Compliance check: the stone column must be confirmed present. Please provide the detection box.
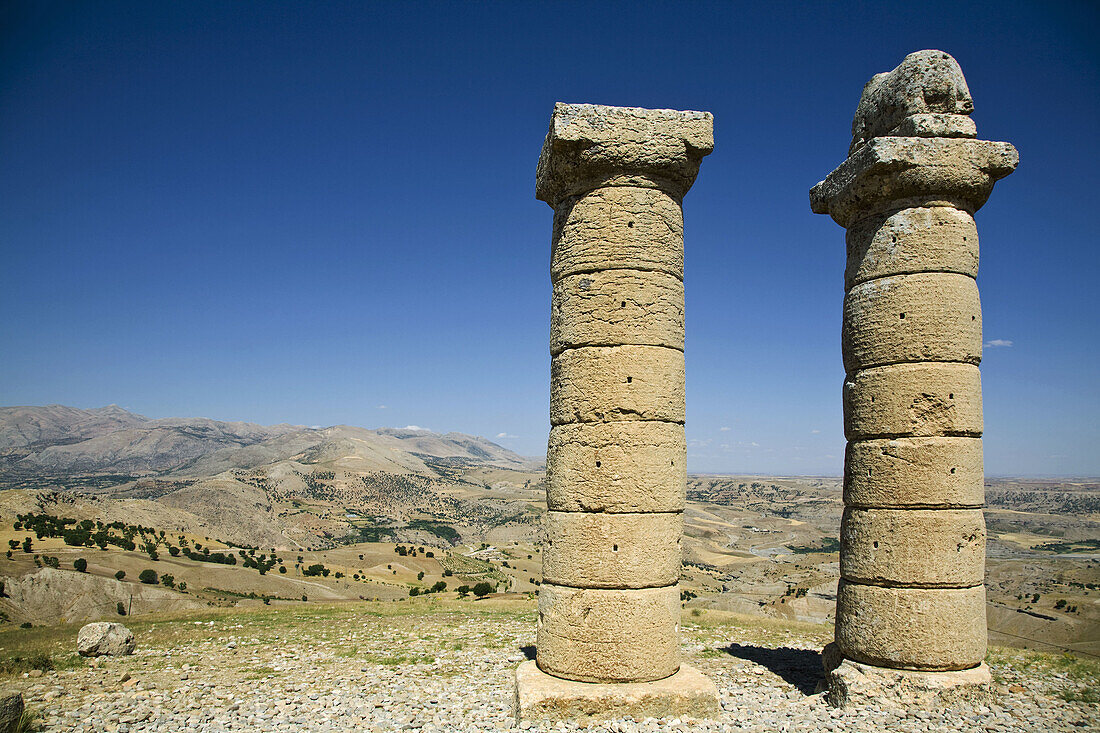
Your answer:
[515,103,719,722]
[810,51,1018,707]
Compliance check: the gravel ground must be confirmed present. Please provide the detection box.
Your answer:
[11,602,1099,732]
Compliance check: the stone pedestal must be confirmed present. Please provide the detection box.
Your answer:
[516,102,716,722]
[822,644,993,708]
[810,50,1017,706]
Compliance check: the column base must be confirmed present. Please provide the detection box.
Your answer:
[822,645,993,709]
[514,660,720,723]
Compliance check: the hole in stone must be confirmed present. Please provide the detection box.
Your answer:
[870,396,875,403]
[963,236,967,241]
[972,315,976,321]
[595,461,601,468]
[621,301,627,308]
[627,221,634,228]
[626,376,632,383]
[612,544,619,552]
[670,460,674,466]
[949,393,954,399]
[868,469,872,476]
[891,235,897,243]
[899,312,906,319]
[951,467,957,474]
[873,541,879,549]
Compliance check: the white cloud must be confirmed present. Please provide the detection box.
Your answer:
[810,429,821,434]
[376,404,388,409]
[984,339,1014,348]
[719,426,731,432]
[496,432,518,439]
[404,425,429,431]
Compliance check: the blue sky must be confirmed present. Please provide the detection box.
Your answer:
[1,1,1097,476]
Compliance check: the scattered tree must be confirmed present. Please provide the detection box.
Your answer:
[472,582,493,598]
[115,570,126,581]
[139,569,158,585]
[73,558,87,573]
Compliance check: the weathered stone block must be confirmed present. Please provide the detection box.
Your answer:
[840,508,985,587]
[547,421,685,512]
[842,272,981,372]
[550,346,684,426]
[810,136,1018,228]
[845,206,978,289]
[849,50,974,155]
[844,362,982,439]
[514,661,719,723]
[551,270,684,355]
[823,650,993,709]
[537,584,680,683]
[536,103,713,205]
[835,580,986,670]
[844,437,984,508]
[542,511,682,589]
[551,186,684,280]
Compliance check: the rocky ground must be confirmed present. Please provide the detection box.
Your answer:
[5,600,1098,733]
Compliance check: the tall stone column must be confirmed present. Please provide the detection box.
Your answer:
[810,51,1018,707]
[515,103,719,722]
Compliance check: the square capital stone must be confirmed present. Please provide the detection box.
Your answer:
[810,136,1018,228]
[536,103,713,206]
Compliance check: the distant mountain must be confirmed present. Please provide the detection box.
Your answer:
[0,404,539,479]
[0,404,148,459]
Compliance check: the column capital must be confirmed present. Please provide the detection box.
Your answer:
[536,103,713,206]
[810,136,1018,228]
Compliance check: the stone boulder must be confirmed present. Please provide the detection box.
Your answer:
[77,622,135,657]
[0,691,23,733]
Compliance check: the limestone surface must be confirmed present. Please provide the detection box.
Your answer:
[546,421,685,513]
[835,581,987,670]
[844,437,984,507]
[536,103,713,205]
[845,206,979,289]
[842,272,982,372]
[824,652,994,709]
[77,622,135,657]
[810,136,1018,227]
[843,362,983,439]
[551,269,684,354]
[514,661,719,723]
[551,185,685,280]
[536,584,681,683]
[840,508,985,587]
[541,511,682,589]
[849,50,974,155]
[550,346,684,426]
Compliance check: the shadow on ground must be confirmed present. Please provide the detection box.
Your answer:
[520,645,536,660]
[721,643,823,695]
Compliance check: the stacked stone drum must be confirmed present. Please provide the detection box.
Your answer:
[810,50,1018,697]
[534,103,713,683]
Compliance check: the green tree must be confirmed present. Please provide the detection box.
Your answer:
[139,569,158,584]
[472,582,493,598]
[456,585,470,598]
[116,601,126,616]
[114,570,125,581]
[73,558,87,573]
[417,571,425,581]
[409,587,420,597]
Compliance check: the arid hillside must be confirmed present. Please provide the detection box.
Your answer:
[0,405,1096,659]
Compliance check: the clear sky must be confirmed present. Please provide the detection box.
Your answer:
[1,1,1097,476]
